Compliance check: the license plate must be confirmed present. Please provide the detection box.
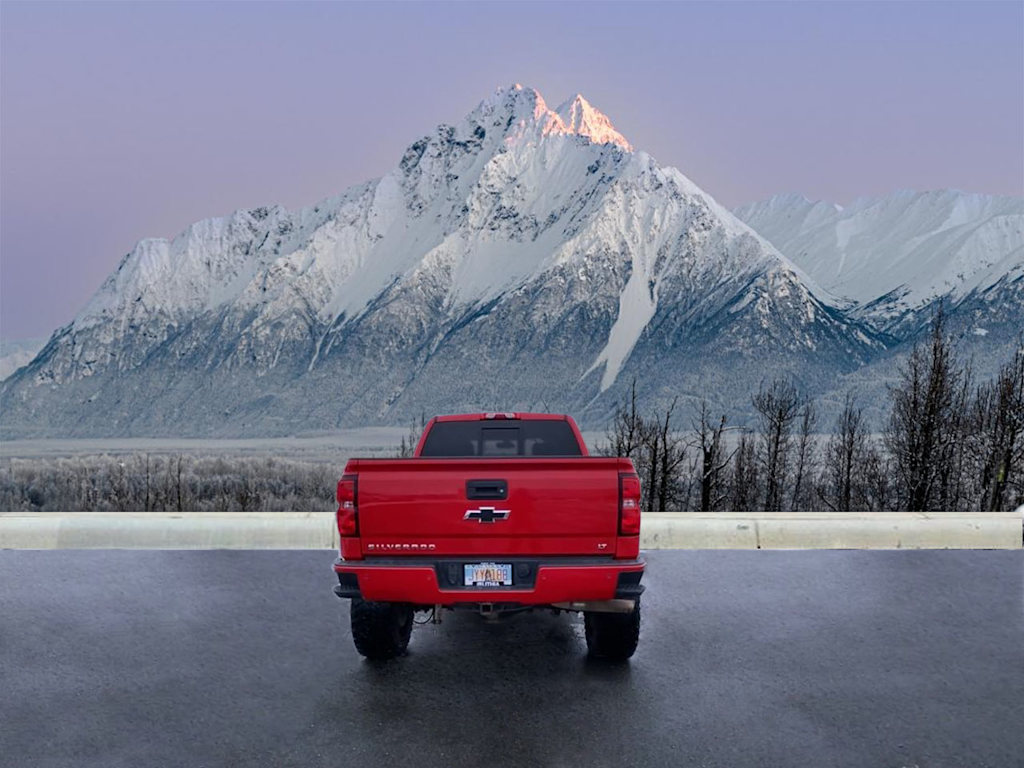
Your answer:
[464,562,513,587]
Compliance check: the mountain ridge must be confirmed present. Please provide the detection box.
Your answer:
[734,189,1024,335]
[0,86,913,437]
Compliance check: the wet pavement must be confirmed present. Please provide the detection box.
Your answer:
[1,549,1021,767]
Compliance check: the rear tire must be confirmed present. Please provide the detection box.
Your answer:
[584,600,640,661]
[350,598,414,660]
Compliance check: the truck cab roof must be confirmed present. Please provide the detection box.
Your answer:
[416,413,588,458]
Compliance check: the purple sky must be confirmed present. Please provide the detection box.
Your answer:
[1,0,1021,340]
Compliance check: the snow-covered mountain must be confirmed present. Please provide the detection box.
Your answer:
[734,190,1024,337]
[734,190,1024,422]
[2,85,884,437]
[0,339,46,382]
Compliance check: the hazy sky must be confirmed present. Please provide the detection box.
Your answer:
[2,0,1022,340]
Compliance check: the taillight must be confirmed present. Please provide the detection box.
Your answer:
[619,472,641,536]
[337,474,358,537]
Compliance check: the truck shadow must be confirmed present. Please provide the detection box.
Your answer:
[405,609,630,672]
[315,610,647,765]
[340,608,637,693]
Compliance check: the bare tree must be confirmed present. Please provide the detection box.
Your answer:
[730,431,760,511]
[604,378,644,460]
[753,378,801,511]
[641,398,688,511]
[858,443,892,512]
[677,452,701,512]
[110,460,131,512]
[692,400,733,512]
[397,418,420,458]
[818,393,869,511]
[174,455,187,512]
[942,367,973,511]
[600,379,650,504]
[971,339,1024,511]
[884,308,967,511]
[600,382,688,510]
[142,454,153,512]
[790,400,817,511]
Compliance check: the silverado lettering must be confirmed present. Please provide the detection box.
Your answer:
[331,412,645,661]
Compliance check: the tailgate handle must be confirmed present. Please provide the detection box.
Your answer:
[466,480,508,500]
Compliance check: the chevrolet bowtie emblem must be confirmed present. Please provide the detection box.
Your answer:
[464,507,510,523]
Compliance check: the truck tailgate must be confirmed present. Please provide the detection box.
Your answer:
[349,458,628,557]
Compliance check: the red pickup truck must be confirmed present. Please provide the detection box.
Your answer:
[332,412,644,661]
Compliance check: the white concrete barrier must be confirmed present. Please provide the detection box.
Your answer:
[0,512,336,550]
[0,511,1020,550]
[640,512,1023,550]
[732,513,1019,550]
[640,514,759,549]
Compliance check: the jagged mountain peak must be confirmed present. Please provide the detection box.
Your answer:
[555,93,633,152]
[473,84,632,152]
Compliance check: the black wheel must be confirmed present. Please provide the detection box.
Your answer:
[349,598,414,660]
[584,600,640,661]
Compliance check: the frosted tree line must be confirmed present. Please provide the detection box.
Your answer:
[601,313,1024,512]
[0,455,337,512]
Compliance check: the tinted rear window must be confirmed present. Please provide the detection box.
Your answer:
[420,421,583,457]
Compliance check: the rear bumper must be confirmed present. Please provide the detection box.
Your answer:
[333,556,644,606]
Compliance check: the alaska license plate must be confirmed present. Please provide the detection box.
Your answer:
[464,562,513,587]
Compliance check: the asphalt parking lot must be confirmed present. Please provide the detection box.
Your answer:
[1,550,1021,768]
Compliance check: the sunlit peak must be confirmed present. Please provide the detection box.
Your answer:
[554,93,633,152]
[483,85,633,152]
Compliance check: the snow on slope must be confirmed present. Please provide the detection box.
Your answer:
[2,85,880,436]
[735,190,1024,328]
[44,84,824,385]
[72,87,632,339]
